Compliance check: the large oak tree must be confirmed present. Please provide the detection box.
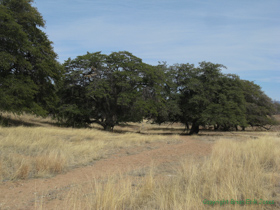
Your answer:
[57,51,166,130]
[157,62,247,134]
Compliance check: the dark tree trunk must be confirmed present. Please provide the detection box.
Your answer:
[189,121,199,135]
[103,124,114,131]
[185,123,189,132]
[214,124,220,130]
[102,115,117,131]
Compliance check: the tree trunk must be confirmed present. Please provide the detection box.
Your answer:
[185,123,189,132]
[103,115,117,131]
[214,124,220,130]
[103,124,113,131]
[189,121,199,135]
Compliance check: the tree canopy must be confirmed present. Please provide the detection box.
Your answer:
[57,51,166,130]
[162,62,247,134]
[150,62,278,134]
[240,80,278,129]
[56,54,277,132]
[0,0,63,116]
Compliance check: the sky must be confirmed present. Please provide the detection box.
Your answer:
[34,0,280,101]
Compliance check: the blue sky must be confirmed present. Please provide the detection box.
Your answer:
[34,0,279,101]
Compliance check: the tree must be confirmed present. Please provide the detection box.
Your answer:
[149,62,182,125]
[0,0,63,116]
[57,51,166,130]
[165,62,247,134]
[202,74,247,131]
[175,62,222,134]
[240,80,277,130]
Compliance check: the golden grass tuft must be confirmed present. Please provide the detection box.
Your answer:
[13,159,31,180]
[35,153,66,175]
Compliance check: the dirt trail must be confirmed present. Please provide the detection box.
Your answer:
[0,136,213,210]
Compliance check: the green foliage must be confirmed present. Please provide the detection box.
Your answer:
[159,62,276,134]
[162,62,248,134]
[203,74,247,131]
[273,101,280,115]
[240,80,277,128]
[146,62,181,124]
[57,51,166,130]
[0,0,63,116]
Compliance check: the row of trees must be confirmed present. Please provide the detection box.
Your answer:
[1,0,279,134]
[156,62,278,134]
[56,52,278,133]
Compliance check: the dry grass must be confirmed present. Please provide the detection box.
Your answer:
[0,126,173,181]
[0,112,182,181]
[1,112,280,209]
[0,112,57,127]
[61,135,280,210]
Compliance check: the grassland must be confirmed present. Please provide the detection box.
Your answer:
[60,134,279,210]
[0,112,280,209]
[0,125,176,181]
